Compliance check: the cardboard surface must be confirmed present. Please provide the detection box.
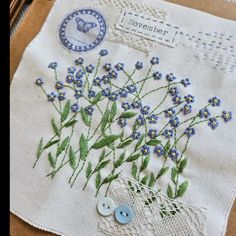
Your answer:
[10,0,236,235]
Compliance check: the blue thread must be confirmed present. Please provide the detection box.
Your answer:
[59,9,107,52]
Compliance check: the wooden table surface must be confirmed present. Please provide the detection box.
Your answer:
[10,0,236,235]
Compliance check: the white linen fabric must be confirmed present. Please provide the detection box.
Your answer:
[10,0,236,235]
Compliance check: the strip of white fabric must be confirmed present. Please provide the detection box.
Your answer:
[116,10,180,48]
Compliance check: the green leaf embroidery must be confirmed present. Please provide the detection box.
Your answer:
[167,184,174,199]
[92,135,120,149]
[131,162,138,180]
[120,129,124,140]
[148,172,155,187]
[120,111,137,119]
[177,181,188,197]
[117,139,133,148]
[171,167,178,184]
[99,149,106,162]
[179,158,188,173]
[141,175,148,185]
[86,162,92,178]
[109,102,117,122]
[48,152,55,168]
[146,139,161,146]
[64,120,77,128]
[56,136,69,157]
[102,173,119,184]
[69,146,77,170]
[92,92,102,104]
[51,118,59,136]
[164,140,171,153]
[140,154,150,172]
[94,160,110,172]
[135,134,144,151]
[157,166,169,178]
[101,109,110,133]
[95,171,101,189]
[36,138,43,159]
[132,120,138,132]
[44,139,59,149]
[79,134,89,161]
[81,107,91,127]
[61,100,70,122]
[114,151,126,168]
[126,153,141,162]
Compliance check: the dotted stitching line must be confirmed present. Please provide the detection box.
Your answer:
[118,11,179,45]
[123,11,179,29]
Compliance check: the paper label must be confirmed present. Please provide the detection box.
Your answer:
[116,10,180,47]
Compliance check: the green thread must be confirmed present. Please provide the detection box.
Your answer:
[34,54,232,200]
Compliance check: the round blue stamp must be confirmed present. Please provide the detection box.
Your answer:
[59,9,106,52]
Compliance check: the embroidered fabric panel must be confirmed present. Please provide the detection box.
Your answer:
[10,0,236,235]
[98,175,207,236]
[91,0,236,74]
[33,50,232,201]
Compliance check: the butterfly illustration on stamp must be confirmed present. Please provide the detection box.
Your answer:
[59,9,107,52]
[75,17,97,33]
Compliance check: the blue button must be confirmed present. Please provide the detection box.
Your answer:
[97,197,116,216]
[114,205,134,224]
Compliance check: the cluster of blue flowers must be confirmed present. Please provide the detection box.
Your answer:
[35,49,233,166]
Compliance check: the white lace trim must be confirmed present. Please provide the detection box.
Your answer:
[92,0,167,54]
[92,0,236,74]
[98,175,207,236]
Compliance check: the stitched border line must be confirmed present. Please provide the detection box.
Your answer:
[116,10,180,47]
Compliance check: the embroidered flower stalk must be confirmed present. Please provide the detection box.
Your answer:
[33,50,233,200]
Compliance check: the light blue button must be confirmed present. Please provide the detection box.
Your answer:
[97,197,116,216]
[115,205,134,224]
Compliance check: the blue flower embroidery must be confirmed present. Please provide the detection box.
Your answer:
[135,61,143,70]
[154,146,165,157]
[208,96,221,107]
[71,103,80,113]
[34,50,233,200]
[153,71,162,80]
[35,78,44,86]
[141,145,150,155]
[222,111,232,122]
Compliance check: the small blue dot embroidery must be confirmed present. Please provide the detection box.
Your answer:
[59,9,107,52]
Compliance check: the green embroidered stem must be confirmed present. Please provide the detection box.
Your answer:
[104,169,115,197]
[51,115,63,178]
[57,114,78,172]
[45,160,69,177]
[80,65,91,91]
[155,157,168,182]
[141,82,180,99]
[34,111,79,169]
[138,65,153,95]
[104,136,116,196]
[157,102,185,117]
[54,69,62,112]
[149,83,170,116]
[83,96,104,116]
[89,56,101,91]
[172,116,197,198]
[191,115,221,126]
[122,69,135,88]
[40,86,60,114]
[156,110,182,140]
